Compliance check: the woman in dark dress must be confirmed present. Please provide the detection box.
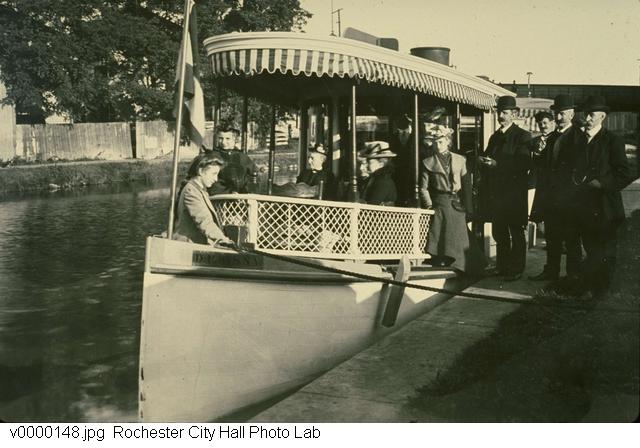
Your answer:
[419,126,485,274]
[361,141,397,206]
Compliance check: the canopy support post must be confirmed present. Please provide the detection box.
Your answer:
[298,102,308,176]
[349,84,358,202]
[214,83,221,131]
[241,94,249,153]
[454,103,461,151]
[267,104,277,195]
[413,93,420,207]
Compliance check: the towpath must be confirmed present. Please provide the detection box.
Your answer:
[251,181,640,422]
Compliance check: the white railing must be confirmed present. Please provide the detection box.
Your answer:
[211,194,434,261]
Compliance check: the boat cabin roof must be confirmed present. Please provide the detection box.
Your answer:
[204,32,513,109]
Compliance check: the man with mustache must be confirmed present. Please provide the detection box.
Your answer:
[479,96,532,281]
[529,95,583,285]
[561,96,634,296]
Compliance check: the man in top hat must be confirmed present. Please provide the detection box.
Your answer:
[562,95,634,295]
[530,94,583,283]
[361,141,398,205]
[478,95,532,281]
[209,125,257,194]
[390,114,415,206]
[297,143,336,200]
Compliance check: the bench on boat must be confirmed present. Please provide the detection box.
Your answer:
[211,194,434,261]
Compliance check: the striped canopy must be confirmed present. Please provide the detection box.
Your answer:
[205,33,513,111]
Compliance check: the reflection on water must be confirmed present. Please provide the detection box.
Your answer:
[0,183,171,422]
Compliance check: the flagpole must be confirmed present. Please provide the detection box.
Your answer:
[167,0,193,240]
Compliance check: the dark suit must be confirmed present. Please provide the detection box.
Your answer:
[209,148,257,194]
[530,127,582,277]
[480,124,532,275]
[562,126,634,292]
[363,164,397,205]
[390,133,415,206]
[297,168,336,200]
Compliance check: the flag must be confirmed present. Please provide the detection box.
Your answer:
[174,0,205,148]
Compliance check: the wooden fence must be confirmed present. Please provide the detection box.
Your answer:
[15,122,132,161]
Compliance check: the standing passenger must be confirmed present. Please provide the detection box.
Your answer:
[479,96,532,281]
[390,114,415,206]
[563,96,634,296]
[210,126,257,194]
[420,126,484,274]
[530,95,582,284]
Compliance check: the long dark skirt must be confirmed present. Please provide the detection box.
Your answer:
[426,194,486,274]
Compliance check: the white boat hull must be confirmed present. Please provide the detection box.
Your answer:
[139,237,459,422]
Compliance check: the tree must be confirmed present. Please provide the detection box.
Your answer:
[0,0,311,123]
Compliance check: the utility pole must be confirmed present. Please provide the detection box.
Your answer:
[526,71,533,97]
[331,1,343,37]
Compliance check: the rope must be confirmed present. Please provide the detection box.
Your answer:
[233,244,639,315]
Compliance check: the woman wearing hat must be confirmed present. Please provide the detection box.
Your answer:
[419,126,485,274]
[297,143,336,199]
[174,153,234,246]
[361,141,397,205]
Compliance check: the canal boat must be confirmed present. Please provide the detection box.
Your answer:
[139,30,513,422]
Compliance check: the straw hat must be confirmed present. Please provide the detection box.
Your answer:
[363,141,396,159]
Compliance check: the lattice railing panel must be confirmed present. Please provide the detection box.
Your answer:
[211,194,433,260]
[358,209,415,255]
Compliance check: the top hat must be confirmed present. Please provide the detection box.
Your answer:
[363,141,396,159]
[580,95,610,113]
[308,143,327,156]
[424,124,454,141]
[534,111,554,122]
[550,94,576,112]
[395,114,413,130]
[496,95,519,111]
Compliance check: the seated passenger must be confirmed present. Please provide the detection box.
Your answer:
[174,153,233,247]
[209,125,257,194]
[296,143,336,199]
[361,141,397,206]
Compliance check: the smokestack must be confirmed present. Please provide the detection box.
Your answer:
[410,47,451,66]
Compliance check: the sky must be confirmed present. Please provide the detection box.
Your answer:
[299,0,640,86]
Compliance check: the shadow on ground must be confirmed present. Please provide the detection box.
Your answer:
[407,211,640,422]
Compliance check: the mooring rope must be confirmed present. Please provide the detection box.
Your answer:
[233,244,639,315]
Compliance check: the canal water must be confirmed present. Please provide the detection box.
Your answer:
[0,183,171,422]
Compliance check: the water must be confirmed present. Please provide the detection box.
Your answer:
[0,183,171,422]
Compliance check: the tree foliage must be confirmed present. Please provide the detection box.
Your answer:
[0,0,311,123]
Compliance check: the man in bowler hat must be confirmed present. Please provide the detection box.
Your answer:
[562,95,634,295]
[479,96,532,281]
[529,94,583,283]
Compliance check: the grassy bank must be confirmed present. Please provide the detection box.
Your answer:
[0,150,300,196]
[0,159,191,195]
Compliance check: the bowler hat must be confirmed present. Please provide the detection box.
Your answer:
[495,95,519,111]
[580,95,610,113]
[363,141,396,159]
[534,111,553,122]
[550,94,576,111]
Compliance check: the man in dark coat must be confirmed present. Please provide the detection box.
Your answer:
[479,96,532,280]
[208,126,257,194]
[389,114,415,206]
[561,96,634,295]
[529,95,583,282]
[296,143,336,200]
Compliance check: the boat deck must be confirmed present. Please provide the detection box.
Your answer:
[250,242,640,422]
